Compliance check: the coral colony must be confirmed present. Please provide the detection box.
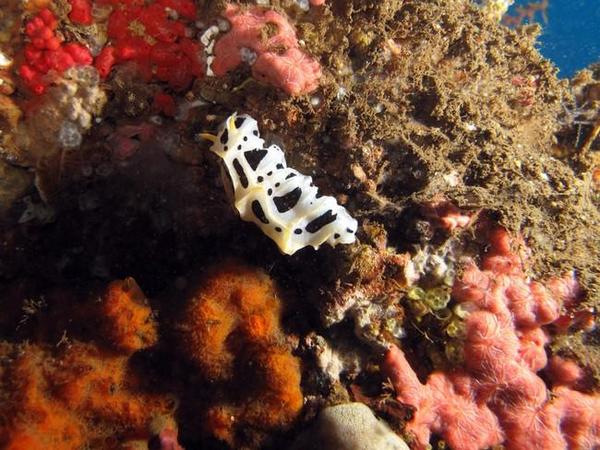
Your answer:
[201,113,358,255]
[383,226,600,450]
[1,1,600,450]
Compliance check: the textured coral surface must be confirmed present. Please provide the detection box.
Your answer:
[181,261,303,446]
[383,226,599,450]
[0,0,598,449]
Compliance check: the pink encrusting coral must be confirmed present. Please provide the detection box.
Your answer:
[420,198,473,231]
[383,226,600,450]
[212,4,322,95]
[156,428,185,450]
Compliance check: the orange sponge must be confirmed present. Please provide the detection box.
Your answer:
[100,277,158,353]
[180,261,303,446]
[181,261,282,380]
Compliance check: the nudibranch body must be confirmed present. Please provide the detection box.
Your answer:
[202,113,358,255]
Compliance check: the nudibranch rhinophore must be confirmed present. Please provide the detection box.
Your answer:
[200,113,358,255]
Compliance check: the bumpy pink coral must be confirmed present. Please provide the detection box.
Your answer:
[383,226,599,450]
[213,4,322,95]
[384,345,504,450]
[421,198,472,231]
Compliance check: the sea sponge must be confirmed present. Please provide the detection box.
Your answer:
[180,261,303,446]
[100,277,158,353]
[0,342,174,449]
[0,277,174,450]
[181,260,282,379]
[0,344,85,450]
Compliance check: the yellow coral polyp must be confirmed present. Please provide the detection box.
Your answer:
[424,287,451,311]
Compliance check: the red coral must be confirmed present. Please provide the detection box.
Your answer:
[95,0,202,89]
[153,92,177,116]
[212,4,322,95]
[19,9,92,94]
[68,0,93,25]
[383,226,599,450]
[93,45,116,78]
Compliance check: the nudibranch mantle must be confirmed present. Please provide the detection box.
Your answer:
[202,113,358,255]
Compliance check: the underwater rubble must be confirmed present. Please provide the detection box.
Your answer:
[0,0,599,449]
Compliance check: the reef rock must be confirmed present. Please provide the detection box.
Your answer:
[292,402,409,450]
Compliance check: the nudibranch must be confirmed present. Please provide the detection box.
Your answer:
[200,113,358,255]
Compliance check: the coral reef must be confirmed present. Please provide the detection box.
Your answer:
[9,65,106,199]
[0,0,598,449]
[180,261,303,446]
[382,226,599,450]
[212,4,321,95]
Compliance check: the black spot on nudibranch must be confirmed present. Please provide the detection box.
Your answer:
[220,128,229,144]
[243,136,248,141]
[334,233,340,239]
[237,145,242,150]
[273,187,302,213]
[306,210,337,233]
[253,130,258,136]
[267,171,273,176]
[251,200,269,224]
[285,173,297,180]
[275,227,282,232]
[346,228,355,233]
[276,164,284,169]
[267,188,273,195]
[257,176,264,183]
[244,149,268,171]
[234,116,246,128]
[232,158,249,188]
[294,228,302,235]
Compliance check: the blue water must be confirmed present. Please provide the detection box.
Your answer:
[507,0,600,78]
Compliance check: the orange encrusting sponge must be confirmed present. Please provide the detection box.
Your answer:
[180,261,303,446]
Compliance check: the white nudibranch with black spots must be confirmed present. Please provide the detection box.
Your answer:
[201,113,358,255]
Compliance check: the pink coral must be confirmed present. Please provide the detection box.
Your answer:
[384,346,504,450]
[156,428,184,450]
[421,198,473,231]
[383,226,600,450]
[212,4,322,95]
